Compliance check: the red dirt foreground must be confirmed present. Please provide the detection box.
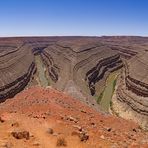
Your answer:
[0,86,148,148]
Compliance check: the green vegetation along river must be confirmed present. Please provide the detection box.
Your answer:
[35,55,49,87]
[97,72,119,112]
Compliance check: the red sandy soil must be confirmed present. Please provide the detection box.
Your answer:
[0,86,148,148]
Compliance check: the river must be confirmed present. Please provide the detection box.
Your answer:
[98,72,119,112]
[35,55,49,87]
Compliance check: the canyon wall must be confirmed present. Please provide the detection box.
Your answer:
[0,41,35,101]
[112,52,148,129]
[0,37,148,127]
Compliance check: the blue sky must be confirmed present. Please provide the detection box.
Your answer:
[0,0,148,36]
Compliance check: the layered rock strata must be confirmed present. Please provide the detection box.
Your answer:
[0,37,148,127]
[112,52,148,129]
[0,43,36,101]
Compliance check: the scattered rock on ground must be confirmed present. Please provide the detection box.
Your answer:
[79,132,89,142]
[11,131,30,140]
[67,116,78,123]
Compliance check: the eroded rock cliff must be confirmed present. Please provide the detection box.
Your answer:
[112,52,148,129]
[0,37,148,128]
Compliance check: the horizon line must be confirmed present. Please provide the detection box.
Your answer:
[0,35,148,38]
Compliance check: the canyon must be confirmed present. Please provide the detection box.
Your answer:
[0,36,148,147]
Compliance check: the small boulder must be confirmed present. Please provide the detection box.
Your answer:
[47,128,54,134]
[107,127,112,132]
[100,135,105,139]
[132,128,137,132]
[11,122,19,127]
[81,110,87,114]
[0,117,5,123]
[68,116,78,123]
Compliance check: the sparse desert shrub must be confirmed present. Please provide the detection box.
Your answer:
[79,132,89,142]
[11,131,30,140]
[56,137,67,147]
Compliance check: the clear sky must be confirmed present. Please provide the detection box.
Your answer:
[0,0,148,37]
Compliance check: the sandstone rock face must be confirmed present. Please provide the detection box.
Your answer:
[0,36,148,127]
[0,40,36,101]
[112,52,148,129]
